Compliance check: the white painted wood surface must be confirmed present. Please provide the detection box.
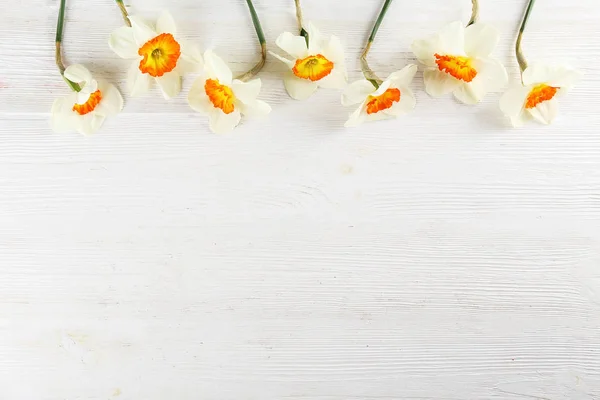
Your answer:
[1,0,600,398]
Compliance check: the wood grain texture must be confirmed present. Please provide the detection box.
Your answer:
[1,0,600,399]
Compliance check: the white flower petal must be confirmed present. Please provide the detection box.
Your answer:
[156,11,177,35]
[95,81,124,116]
[522,64,546,86]
[63,64,92,85]
[317,65,347,89]
[85,79,98,93]
[341,79,375,106]
[275,32,308,59]
[108,26,139,59]
[127,61,152,97]
[499,84,531,119]
[423,68,460,97]
[384,86,416,116]
[344,103,367,127]
[231,78,261,104]
[464,23,499,58]
[76,80,98,103]
[307,22,325,54]
[57,93,78,112]
[438,21,465,55]
[76,88,93,105]
[387,64,418,88]
[549,69,582,89]
[528,97,559,125]
[156,71,181,99]
[523,64,582,88]
[238,100,271,118]
[283,72,318,100]
[78,114,105,135]
[411,37,440,67]
[324,35,345,64]
[510,110,532,127]
[452,83,479,105]
[371,79,392,97]
[209,109,241,134]
[50,95,79,133]
[453,58,507,104]
[268,51,295,68]
[188,76,213,115]
[203,50,233,85]
[176,41,204,74]
[129,15,156,46]
[476,58,508,92]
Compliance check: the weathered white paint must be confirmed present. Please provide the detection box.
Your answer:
[1,0,600,399]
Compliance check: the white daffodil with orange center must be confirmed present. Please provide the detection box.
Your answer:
[51,65,123,135]
[499,64,581,126]
[109,11,202,99]
[270,22,347,100]
[342,65,417,127]
[343,0,416,127]
[187,50,271,134]
[499,0,581,126]
[411,21,507,104]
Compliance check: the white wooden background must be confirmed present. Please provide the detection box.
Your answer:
[1,0,600,398]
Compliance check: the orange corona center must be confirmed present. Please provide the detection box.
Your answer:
[525,84,558,109]
[292,54,334,81]
[72,90,102,115]
[138,33,181,77]
[205,79,236,114]
[366,88,401,115]
[435,53,477,82]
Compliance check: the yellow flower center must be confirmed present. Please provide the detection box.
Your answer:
[366,88,401,115]
[72,90,102,115]
[525,84,558,109]
[292,54,334,81]
[435,53,477,82]
[138,33,181,77]
[204,79,236,114]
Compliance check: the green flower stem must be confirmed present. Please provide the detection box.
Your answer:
[295,0,309,45]
[236,0,268,81]
[467,0,479,27]
[115,0,132,27]
[55,0,81,92]
[361,0,393,89]
[516,0,536,77]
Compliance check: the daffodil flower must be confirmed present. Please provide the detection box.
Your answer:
[188,50,271,134]
[342,0,416,127]
[108,10,202,99]
[270,2,347,100]
[187,0,270,134]
[500,64,581,126]
[50,0,122,135]
[51,65,123,135]
[342,65,417,127]
[411,21,507,104]
[499,0,581,126]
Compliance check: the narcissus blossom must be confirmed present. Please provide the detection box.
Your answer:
[51,65,123,135]
[411,21,507,104]
[270,22,347,100]
[187,50,271,134]
[342,64,417,127]
[109,11,202,99]
[499,64,581,126]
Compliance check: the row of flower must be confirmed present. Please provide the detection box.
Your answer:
[52,0,580,135]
